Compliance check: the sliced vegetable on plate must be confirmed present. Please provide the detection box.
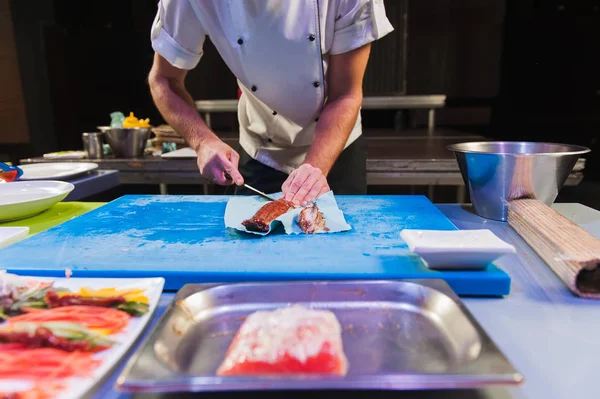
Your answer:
[0,271,164,399]
[0,271,150,317]
[8,306,131,335]
[0,343,101,379]
[0,380,65,399]
[46,289,149,316]
[0,271,53,318]
[0,321,115,352]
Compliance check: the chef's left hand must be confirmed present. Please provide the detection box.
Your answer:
[282,164,330,206]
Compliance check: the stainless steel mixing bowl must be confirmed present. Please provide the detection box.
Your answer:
[104,128,151,158]
[448,142,591,221]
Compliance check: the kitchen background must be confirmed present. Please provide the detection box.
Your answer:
[1,0,598,207]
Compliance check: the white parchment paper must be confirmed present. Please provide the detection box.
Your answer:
[224,191,351,236]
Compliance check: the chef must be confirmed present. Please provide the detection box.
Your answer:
[148,0,393,206]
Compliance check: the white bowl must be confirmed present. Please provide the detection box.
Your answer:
[0,181,74,222]
[400,229,516,270]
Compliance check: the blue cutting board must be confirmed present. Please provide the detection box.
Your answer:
[0,195,510,296]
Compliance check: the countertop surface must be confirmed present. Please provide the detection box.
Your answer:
[3,200,599,399]
[87,203,600,399]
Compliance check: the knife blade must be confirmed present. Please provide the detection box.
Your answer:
[224,172,278,202]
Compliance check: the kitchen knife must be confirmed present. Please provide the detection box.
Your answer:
[224,172,277,202]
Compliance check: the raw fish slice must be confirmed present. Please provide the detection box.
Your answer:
[217,305,348,376]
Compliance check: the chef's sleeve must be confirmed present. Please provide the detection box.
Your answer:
[330,0,395,55]
[150,0,206,70]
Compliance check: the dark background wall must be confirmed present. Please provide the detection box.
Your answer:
[494,0,600,181]
[1,0,598,183]
[0,0,29,146]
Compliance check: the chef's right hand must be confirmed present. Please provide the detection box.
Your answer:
[196,138,244,186]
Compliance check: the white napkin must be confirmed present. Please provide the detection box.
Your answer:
[224,191,351,236]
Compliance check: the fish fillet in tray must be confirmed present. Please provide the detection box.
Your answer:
[117,279,522,392]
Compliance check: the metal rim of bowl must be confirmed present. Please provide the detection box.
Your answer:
[447,141,591,156]
[99,127,153,134]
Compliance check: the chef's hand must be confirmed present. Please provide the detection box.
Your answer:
[197,138,244,186]
[282,164,330,206]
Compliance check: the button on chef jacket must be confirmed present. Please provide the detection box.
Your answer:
[151,0,394,174]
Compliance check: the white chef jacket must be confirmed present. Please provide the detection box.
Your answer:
[151,0,394,174]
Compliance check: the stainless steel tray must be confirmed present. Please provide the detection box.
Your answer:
[117,279,522,392]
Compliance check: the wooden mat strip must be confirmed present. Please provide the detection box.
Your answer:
[508,199,600,298]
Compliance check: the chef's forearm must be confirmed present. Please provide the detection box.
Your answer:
[148,73,218,153]
[304,95,362,176]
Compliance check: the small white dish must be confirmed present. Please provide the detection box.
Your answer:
[0,227,30,248]
[400,229,516,270]
[0,181,74,222]
[18,162,98,181]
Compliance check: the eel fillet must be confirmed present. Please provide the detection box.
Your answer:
[298,203,329,234]
[242,199,293,232]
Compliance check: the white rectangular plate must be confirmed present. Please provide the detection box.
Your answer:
[400,229,516,270]
[0,276,164,399]
[18,162,98,181]
[0,227,29,249]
